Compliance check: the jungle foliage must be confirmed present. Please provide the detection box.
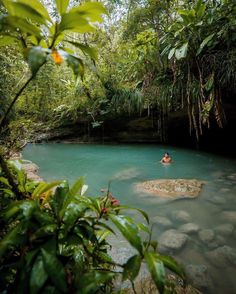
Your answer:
[1,0,235,292]
[0,1,190,293]
[0,159,186,293]
[1,0,236,143]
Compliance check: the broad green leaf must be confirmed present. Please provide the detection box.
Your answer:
[30,254,48,294]
[86,197,101,214]
[53,32,65,47]
[52,180,69,218]
[0,223,26,258]
[73,247,85,273]
[109,214,143,254]
[32,224,57,240]
[196,0,206,18]
[0,35,17,47]
[5,16,41,37]
[15,0,51,22]
[123,254,141,281]
[66,54,84,78]
[0,176,10,187]
[34,210,55,225]
[96,229,111,243]
[55,0,69,15]
[0,188,14,196]
[27,35,39,46]
[175,42,188,60]
[77,271,114,294]
[81,184,88,196]
[4,200,37,219]
[19,200,37,218]
[32,180,61,199]
[69,177,84,196]
[39,39,48,48]
[96,251,113,263]
[5,2,47,25]
[1,0,14,14]
[144,252,166,293]
[27,46,48,75]
[137,222,150,233]
[69,2,107,22]
[65,40,98,60]
[168,48,175,60]
[177,10,192,24]
[17,169,27,191]
[155,254,186,280]
[61,201,87,233]
[59,12,95,33]
[3,204,20,219]
[25,249,39,268]
[197,33,215,55]
[41,248,67,292]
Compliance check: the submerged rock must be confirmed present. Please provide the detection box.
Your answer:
[207,196,226,205]
[206,246,236,268]
[222,211,236,224]
[171,210,191,223]
[152,216,172,228]
[215,223,234,236]
[179,223,200,234]
[158,229,188,253]
[198,229,215,244]
[22,163,43,182]
[186,264,213,291]
[227,173,236,181]
[136,179,203,199]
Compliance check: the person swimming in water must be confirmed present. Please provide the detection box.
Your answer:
[161,152,172,163]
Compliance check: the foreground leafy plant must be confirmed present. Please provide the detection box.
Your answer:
[0,161,186,294]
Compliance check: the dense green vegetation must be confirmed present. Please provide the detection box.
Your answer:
[0,0,236,292]
[1,0,236,146]
[0,160,186,293]
[0,1,189,293]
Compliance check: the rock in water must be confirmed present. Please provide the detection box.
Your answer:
[171,210,191,222]
[186,264,213,291]
[136,179,203,199]
[22,163,43,182]
[152,216,172,227]
[179,223,200,234]
[158,229,188,253]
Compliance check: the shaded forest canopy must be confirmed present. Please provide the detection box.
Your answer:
[1,0,236,155]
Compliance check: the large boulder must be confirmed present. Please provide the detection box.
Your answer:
[22,163,43,182]
[136,179,203,199]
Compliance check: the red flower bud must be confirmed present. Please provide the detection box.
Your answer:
[101,207,109,214]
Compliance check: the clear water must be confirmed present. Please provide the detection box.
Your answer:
[23,143,236,293]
